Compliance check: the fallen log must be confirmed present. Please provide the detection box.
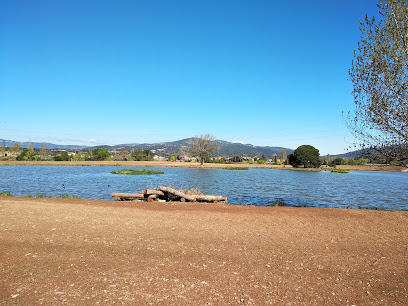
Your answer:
[157,186,196,202]
[147,194,158,202]
[141,189,165,196]
[111,193,145,201]
[191,195,227,202]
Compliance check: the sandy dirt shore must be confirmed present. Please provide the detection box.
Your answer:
[0,160,405,172]
[1,197,407,305]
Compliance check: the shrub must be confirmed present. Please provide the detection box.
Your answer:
[111,169,164,175]
[0,191,13,196]
[56,194,81,199]
[223,167,249,170]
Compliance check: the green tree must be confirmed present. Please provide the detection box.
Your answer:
[16,149,27,161]
[91,148,110,161]
[26,150,37,161]
[54,151,70,161]
[25,142,36,161]
[167,154,177,162]
[186,134,220,166]
[16,149,36,161]
[72,152,85,161]
[289,145,322,168]
[131,149,154,161]
[347,0,408,166]
[329,157,345,167]
[374,154,387,164]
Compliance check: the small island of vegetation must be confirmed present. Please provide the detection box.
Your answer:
[110,169,165,175]
[223,167,249,170]
[331,169,349,173]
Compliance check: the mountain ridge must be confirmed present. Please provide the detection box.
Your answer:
[1,138,295,158]
[1,138,358,158]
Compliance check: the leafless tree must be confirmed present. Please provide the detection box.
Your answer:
[186,134,220,165]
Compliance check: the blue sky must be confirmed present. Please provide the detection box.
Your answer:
[1,0,379,154]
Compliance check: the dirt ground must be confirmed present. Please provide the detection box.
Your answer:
[0,160,405,172]
[1,197,407,305]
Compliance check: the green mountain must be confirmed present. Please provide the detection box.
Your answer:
[96,138,294,158]
[2,138,294,158]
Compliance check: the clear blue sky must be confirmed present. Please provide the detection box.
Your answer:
[1,0,379,154]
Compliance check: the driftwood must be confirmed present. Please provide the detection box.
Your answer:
[112,186,227,204]
[157,186,196,202]
[147,194,157,202]
[141,189,165,196]
[111,193,144,201]
[191,195,227,202]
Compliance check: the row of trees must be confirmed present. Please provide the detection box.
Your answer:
[0,144,155,162]
[0,137,381,167]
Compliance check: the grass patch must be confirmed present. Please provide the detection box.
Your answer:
[223,167,249,170]
[0,191,13,196]
[1,191,81,199]
[24,193,51,198]
[111,169,164,175]
[56,193,82,199]
[331,169,349,173]
[266,198,287,207]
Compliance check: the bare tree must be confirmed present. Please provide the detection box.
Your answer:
[347,0,408,166]
[279,148,287,162]
[186,134,220,166]
[11,143,23,155]
[40,144,48,159]
[28,142,34,151]
[0,140,5,158]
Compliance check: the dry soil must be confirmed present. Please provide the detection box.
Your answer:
[1,197,407,305]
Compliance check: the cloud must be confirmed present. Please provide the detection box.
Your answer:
[232,140,245,144]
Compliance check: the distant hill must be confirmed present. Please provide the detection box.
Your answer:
[1,138,294,158]
[0,139,89,150]
[2,138,368,159]
[330,150,365,159]
[94,138,295,158]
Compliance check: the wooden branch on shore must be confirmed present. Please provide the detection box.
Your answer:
[191,195,227,202]
[141,189,165,196]
[111,193,145,201]
[157,186,196,202]
[113,187,227,204]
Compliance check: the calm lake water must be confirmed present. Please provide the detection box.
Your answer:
[0,166,407,210]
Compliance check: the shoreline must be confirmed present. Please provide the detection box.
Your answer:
[1,196,407,304]
[0,160,405,172]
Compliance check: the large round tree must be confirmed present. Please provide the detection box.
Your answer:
[289,145,321,168]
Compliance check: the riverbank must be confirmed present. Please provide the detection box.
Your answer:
[0,160,405,172]
[1,197,407,304]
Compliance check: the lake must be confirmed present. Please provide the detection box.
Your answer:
[0,166,407,210]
